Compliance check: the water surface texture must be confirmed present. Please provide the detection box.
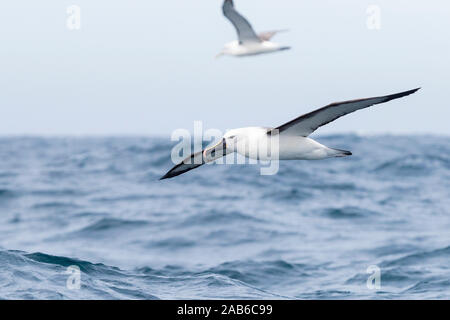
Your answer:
[0,135,449,299]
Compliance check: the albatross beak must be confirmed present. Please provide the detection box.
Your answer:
[203,138,227,162]
[215,52,225,59]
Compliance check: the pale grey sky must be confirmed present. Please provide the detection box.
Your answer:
[0,1,449,135]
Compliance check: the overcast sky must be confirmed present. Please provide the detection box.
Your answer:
[0,1,449,136]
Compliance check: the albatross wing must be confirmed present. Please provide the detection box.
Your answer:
[223,0,260,44]
[160,138,231,180]
[273,88,420,137]
[160,150,205,180]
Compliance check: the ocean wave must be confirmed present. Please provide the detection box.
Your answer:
[0,250,289,299]
[0,250,157,299]
[204,260,310,287]
[1,136,449,299]
[373,154,449,177]
[382,245,450,268]
[346,245,450,297]
[320,206,379,219]
[73,218,149,234]
[179,209,267,226]
[0,189,15,200]
[403,278,450,297]
[31,201,81,209]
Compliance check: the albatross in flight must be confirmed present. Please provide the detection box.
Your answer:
[160,88,420,180]
[217,0,290,58]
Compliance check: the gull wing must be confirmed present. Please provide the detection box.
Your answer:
[223,0,260,44]
[273,88,420,137]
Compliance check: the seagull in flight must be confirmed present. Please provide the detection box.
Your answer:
[160,88,420,180]
[216,0,290,58]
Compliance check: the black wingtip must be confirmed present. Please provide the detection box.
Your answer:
[384,87,421,103]
[159,172,172,180]
[408,87,421,94]
[401,87,421,96]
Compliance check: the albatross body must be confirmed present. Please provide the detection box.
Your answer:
[220,40,290,58]
[221,127,347,161]
[217,0,290,58]
[161,88,420,180]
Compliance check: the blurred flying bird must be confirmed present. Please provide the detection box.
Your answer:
[216,0,290,58]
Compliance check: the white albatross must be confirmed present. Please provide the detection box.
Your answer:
[160,88,420,180]
[216,0,290,58]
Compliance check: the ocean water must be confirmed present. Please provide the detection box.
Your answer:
[0,135,449,299]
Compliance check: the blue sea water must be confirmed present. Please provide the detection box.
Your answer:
[0,135,449,299]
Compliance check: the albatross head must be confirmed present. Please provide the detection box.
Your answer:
[215,46,231,58]
[203,137,227,162]
[215,51,226,59]
[202,130,241,162]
